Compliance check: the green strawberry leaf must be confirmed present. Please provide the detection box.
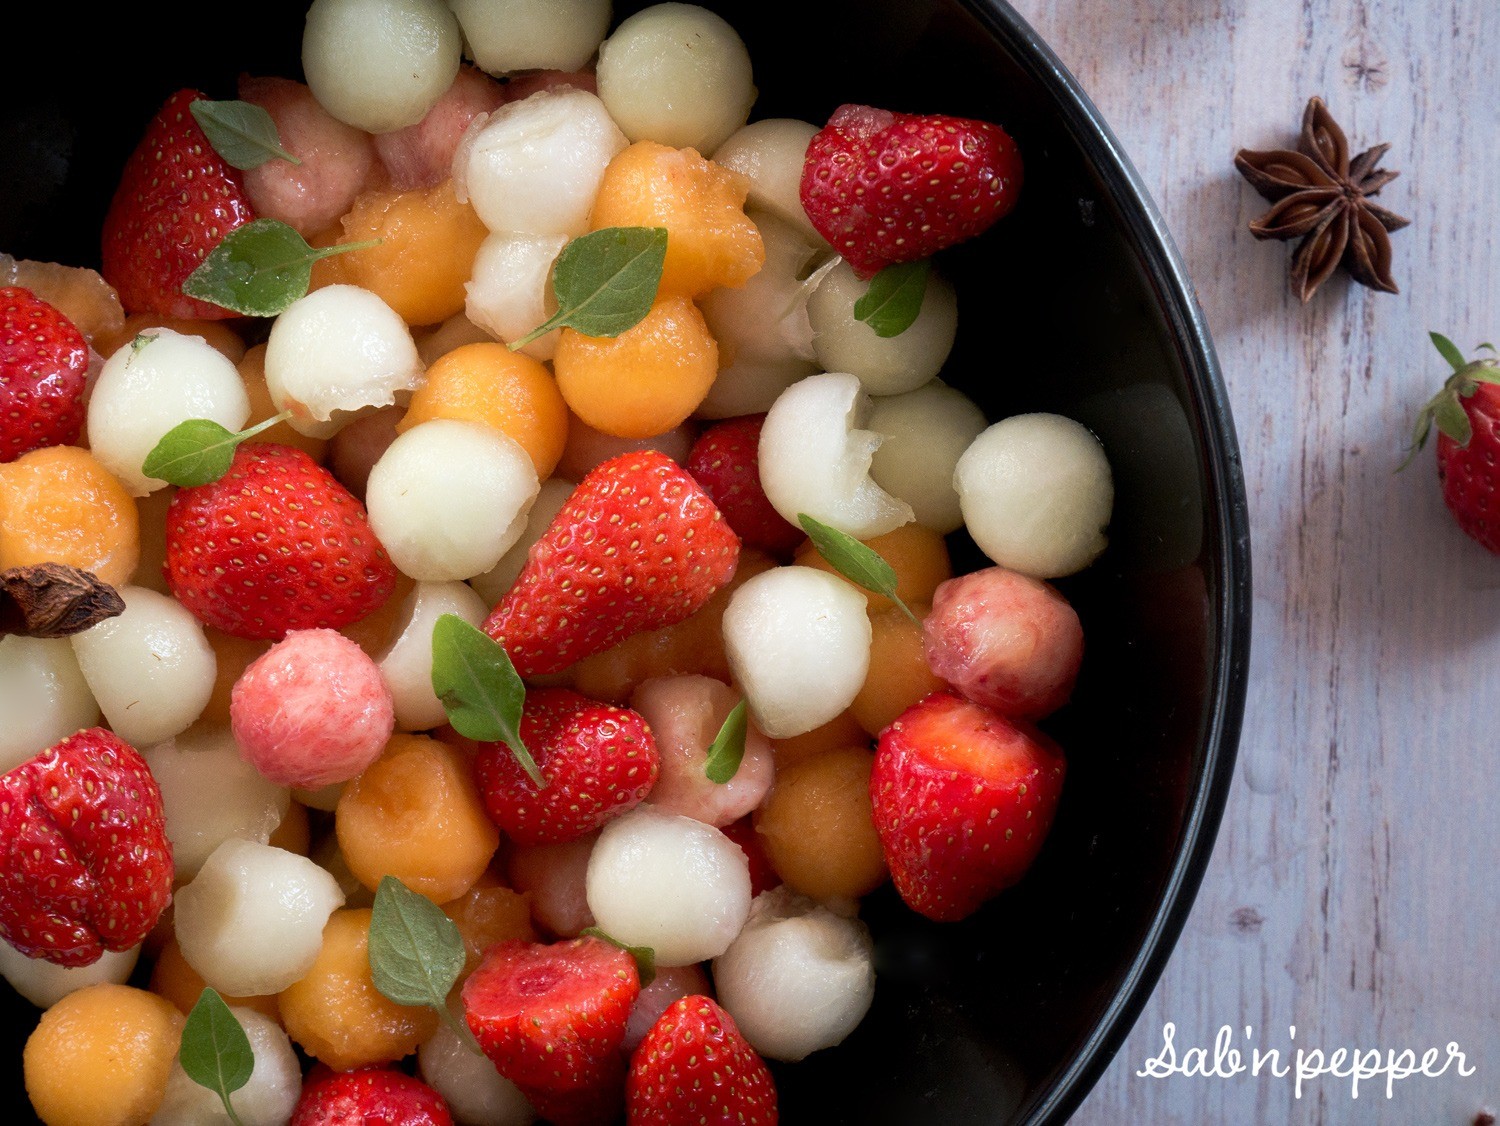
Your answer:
[1430,332,1468,373]
[1434,393,1472,446]
[579,926,657,987]
[704,699,748,785]
[182,218,378,318]
[179,988,253,1126]
[429,614,544,788]
[142,412,291,488]
[853,260,930,337]
[797,513,921,626]
[511,226,667,348]
[190,99,301,170]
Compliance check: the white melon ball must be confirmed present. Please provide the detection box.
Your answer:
[70,586,215,747]
[153,1007,302,1126]
[712,887,875,1061]
[807,259,958,397]
[696,357,816,420]
[759,371,913,538]
[294,781,346,813]
[456,89,628,236]
[0,636,99,773]
[264,285,424,438]
[507,832,598,938]
[721,566,871,739]
[174,838,345,997]
[955,413,1114,578]
[450,0,609,74]
[465,232,567,361]
[376,581,490,731]
[88,329,250,496]
[143,726,291,881]
[310,832,374,909]
[585,806,750,965]
[0,941,138,1009]
[700,210,821,368]
[712,119,824,245]
[622,963,712,1052]
[596,3,756,155]
[867,381,988,534]
[419,1022,537,1125]
[469,476,575,606]
[302,0,462,133]
[366,419,540,581]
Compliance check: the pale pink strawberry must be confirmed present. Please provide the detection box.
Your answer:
[375,66,508,190]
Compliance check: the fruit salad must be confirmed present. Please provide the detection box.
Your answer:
[0,1,1118,1122]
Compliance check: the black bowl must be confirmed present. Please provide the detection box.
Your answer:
[0,1,1249,1121]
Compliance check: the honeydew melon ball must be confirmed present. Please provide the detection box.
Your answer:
[712,119,825,245]
[465,232,567,361]
[695,356,817,420]
[585,806,751,966]
[700,209,821,369]
[376,580,490,731]
[955,413,1114,578]
[302,0,462,133]
[468,476,575,606]
[419,1022,537,1126]
[596,3,757,155]
[0,636,99,773]
[867,381,988,534]
[365,419,540,581]
[152,1007,302,1126]
[88,328,250,496]
[0,941,138,1009]
[807,259,958,396]
[721,566,871,739]
[450,0,610,74]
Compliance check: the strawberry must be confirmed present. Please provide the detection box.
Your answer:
[0,287,90,463]
[685,414,804,558]
[474,687,659,846]
[0,728,173,967]
[871,689,1065,922]
[290,1066,453,1125]
[101,88,255,319]
[1405,332,1500,554]
[163,442,397,640]
[483,450,740,676]
[462,936,640,1094]
[625,994,779,1125]
[800,104,1023,278]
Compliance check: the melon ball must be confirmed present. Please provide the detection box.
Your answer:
[465,232,567,360]
[87,328,251,496]
[585,806,750,966]
[376,581,490,731]
[152,1007,302,1126]
[450,0,608,74]
[0,636,99,773]
[365,419,540,581]
[700,210,821,369]
[722,566,871,739]
[302,0,462,133]
[417,314,495,368]
[712,119,825,245]
[468,476,575,606]
[456,88,628,237]
[173,838,345,997]
[807,259,958,397]
[622,962,712,1052]
[696,357,817,420]
[506,832,598,939]
[955,413,1114,578]
[70,585,216,747]
[329,404,403,500]
[867,381,988,534]
[596,3,756,155]
[264,284,424,438]
[0,941,138,1010]
[759,371,913,538]
[419,1021,537,1126]
[711,887,875,1061]
[143,726,291,881]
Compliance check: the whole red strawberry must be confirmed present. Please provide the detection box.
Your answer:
[101,88,255,319]
[290,1066,453,1126]
[686,415,804,558]
[483,450,740,675]
[871,689,1065,922]
[475,687,659,846]
[0,287,90,463]
[801,104,1023,278]
[626,994,778,1125]
[0,728,173,967]
[1406,332,1500,554]
[163,442,397,639]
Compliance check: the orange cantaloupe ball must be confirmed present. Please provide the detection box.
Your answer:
[754,746,887,901]
[794,522,952,614]
[441,872,538,976]
[0,446,139,586]
[851,603,946,736]
[148,935,281,1025]
[96,313,246,365]
[200,628,274,725]
[769,710,870,770]
[238,343,330,461]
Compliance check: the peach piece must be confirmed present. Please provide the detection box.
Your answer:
[374,65,507,190]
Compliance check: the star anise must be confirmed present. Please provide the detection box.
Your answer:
[1234,96,1409,302]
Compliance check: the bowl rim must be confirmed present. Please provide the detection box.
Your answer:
[957,1,1254,1120]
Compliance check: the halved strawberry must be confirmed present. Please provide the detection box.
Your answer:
[625,994,778,1125]
[290,1066,453,1125]
[0,286,90,463]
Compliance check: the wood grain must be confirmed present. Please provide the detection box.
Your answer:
[1003,0,1500,1121]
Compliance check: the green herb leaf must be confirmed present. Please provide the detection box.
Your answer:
[430,614,544,787]
[179,988,253,1126]
[190,99,301,170]
[141,412,289,488]
[853,260,931,338]
[182,218,378,317]
[797,513,922,626]
[1431,332,1468,373]
[704,700,748,785]
[580,926,657,987]
[369,876,484,1054]
[511,227,667,348]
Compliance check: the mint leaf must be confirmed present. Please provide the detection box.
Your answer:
[853,260,931,337]
[182,218,378,317]
[430,614,544,787]
[190,99,301,170]
[798,513,922,626]
[704,700,748,785]
[511,227,667,348]
[142,412,290,488]
[580,926,657,987]
[180,988,253,1126]
[369,876,484,1055]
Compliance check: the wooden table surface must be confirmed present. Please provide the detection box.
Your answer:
[999,1,1499,1122]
